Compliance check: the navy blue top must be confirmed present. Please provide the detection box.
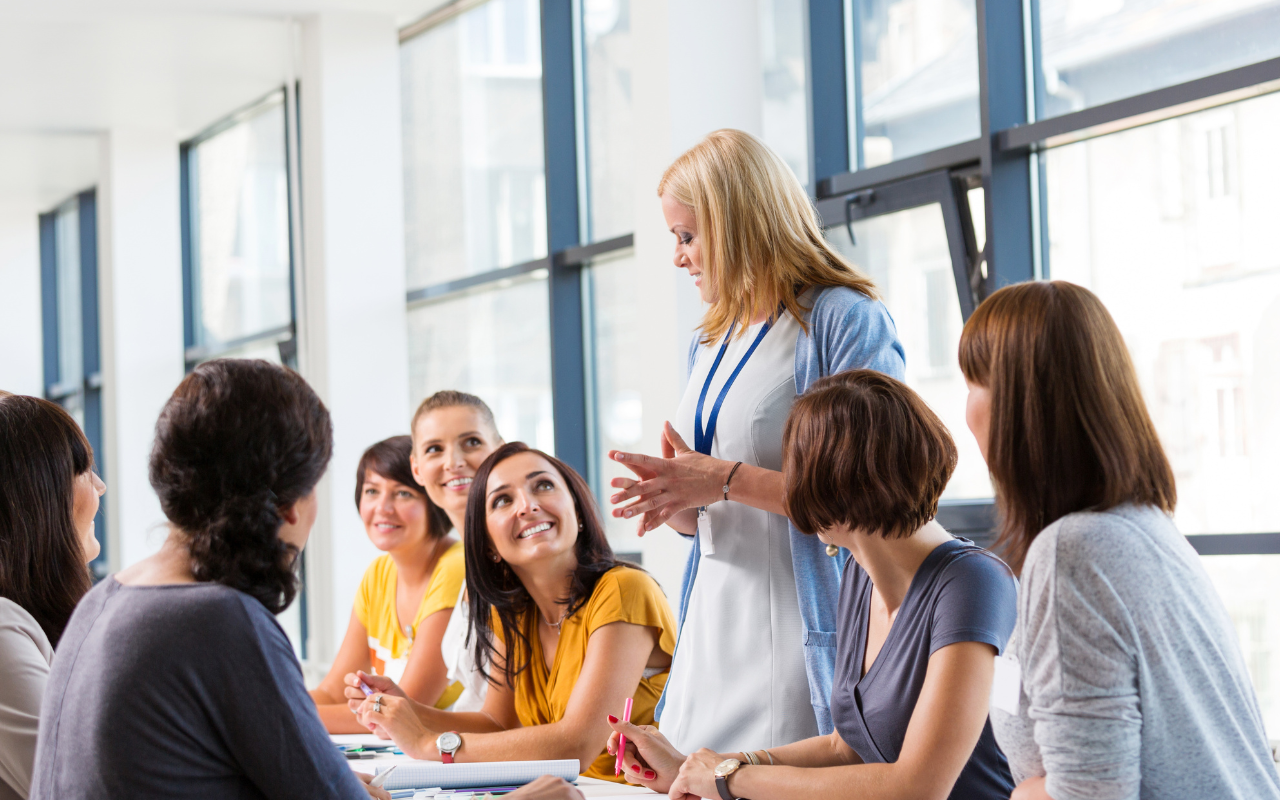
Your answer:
[831,538,1017,800]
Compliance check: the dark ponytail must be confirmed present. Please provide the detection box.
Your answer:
[149,360,332,613]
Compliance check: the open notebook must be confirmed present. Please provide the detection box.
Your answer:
[374,760,580,790]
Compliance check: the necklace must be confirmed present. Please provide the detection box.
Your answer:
[539,607,568,634]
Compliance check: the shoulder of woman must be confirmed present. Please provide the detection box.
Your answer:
[1025,504,1175,584]
[584,567,667,620]
[0,597,53,662]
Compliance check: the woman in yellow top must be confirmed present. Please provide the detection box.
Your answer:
[310,436,465,732]
[346,442,676,782]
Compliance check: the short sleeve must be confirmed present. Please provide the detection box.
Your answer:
[583,567,677,657]
[929,550,1018,656]
[352,555,389,631]
[418,542,466,623]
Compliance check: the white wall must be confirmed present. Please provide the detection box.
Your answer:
[297,11,412,663]
[97,128,187,569]
[0,207,43,397]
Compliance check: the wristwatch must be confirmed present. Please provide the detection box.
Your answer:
[714,757,743,800]
[436,731,462,764]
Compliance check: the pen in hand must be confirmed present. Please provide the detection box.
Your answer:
[613,697,633,776]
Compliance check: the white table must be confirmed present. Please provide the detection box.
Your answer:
[333,735,668,799]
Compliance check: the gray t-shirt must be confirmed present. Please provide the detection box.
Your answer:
[991,504,1280,800]
[831,538,1017,800]
[31,578,369,800]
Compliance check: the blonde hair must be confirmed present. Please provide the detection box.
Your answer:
[658,129,878,344]
[410,390,499,440]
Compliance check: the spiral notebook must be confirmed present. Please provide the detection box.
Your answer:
[374,759,580,791]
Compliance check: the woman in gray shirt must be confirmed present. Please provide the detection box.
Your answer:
[958,281,1280,800]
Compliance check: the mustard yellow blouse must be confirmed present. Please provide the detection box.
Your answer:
[505,566,676,782]
[352,541,466,709]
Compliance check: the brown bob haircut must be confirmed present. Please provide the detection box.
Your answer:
[958,281,1175,572]
[784,369,957,539]
[355,435,451,537]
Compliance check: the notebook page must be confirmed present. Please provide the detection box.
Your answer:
[376,759,580,790]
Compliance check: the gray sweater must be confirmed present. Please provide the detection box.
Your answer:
[991,504,1280,800]
[30,578,370,800]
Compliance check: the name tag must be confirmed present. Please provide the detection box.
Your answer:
[698,507,715,556]
[991,653,1022,715]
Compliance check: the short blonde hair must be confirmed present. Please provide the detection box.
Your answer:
[658,129,878,344]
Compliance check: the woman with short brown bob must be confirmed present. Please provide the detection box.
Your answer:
[960,281,1280,800]
[605,370,1017,800]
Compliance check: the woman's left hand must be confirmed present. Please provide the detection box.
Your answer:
[355,694,439,760]
[667,748,730,800]
[609,422,732,533]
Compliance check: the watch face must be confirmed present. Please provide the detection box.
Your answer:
[713,758,741,777]
[437,732,462,753]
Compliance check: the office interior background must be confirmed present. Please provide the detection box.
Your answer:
[0,0,1278,737]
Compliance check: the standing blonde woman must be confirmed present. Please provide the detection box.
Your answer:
[609,129,905,753]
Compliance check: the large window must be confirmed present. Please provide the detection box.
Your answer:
[402,0,548,289]
[847,0,981,168]
[181,90,296,369]
[40,189,107,580]
[1034,0,1280,119]
[180,89,304,655]
[579,0,632,242]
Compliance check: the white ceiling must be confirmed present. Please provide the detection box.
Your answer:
[0,0,450,207]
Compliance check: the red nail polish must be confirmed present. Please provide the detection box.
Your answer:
[631,765,640,773]
[607,714,619,723]
[645,770,656,780]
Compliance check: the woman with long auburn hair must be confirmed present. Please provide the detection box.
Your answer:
[607,128,905,754]
[344,442,676,785]
[959,281,1280,800]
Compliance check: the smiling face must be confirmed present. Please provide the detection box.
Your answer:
[358,471,430,553]
[483,451,580,570]
[71,469,105,563]
[662,191,714,304]
[412,405,502,530]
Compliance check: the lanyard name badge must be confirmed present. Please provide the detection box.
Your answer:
[693,318,773,555]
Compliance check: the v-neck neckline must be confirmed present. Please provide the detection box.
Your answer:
[853,539,959,689]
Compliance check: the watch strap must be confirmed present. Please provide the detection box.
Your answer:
[715,773,739,800]
[440,731,460,764]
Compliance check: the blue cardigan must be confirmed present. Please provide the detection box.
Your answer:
[661,285,906,734]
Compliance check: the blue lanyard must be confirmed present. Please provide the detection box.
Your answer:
[693,319,773,456]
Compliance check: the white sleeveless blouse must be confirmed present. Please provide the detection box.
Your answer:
[657,312,819,754]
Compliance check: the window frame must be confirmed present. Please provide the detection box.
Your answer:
[179,87,299,372]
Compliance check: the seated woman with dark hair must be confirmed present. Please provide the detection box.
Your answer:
[345,442,676,783]
[29,360,395,800]
[310,435,466,732]
[606,370,1018,800]
[0,393,104,800]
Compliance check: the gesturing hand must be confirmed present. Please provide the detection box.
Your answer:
[668,748,733,800]
[504,775,585,800]
[609,422,732,534]
[604,717,687,792]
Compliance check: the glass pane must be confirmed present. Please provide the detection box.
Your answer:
[1035,0,1280,120]
[854,0,981,168]
[191,337,286,368]
[53,199,84,408]
[581,0,633,242]
[1045,92,1280,535]
[827,204,992,500]
[403,0,548,289]
[583,250,645,554]
[1200,554,1280,737]
[761,0,810,186]
[189,96,291,347]
[406,277,554,452]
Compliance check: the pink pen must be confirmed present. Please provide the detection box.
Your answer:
[614,697,633,776]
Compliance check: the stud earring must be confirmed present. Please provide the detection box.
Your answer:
[492,553,501,563]
[578,521,584,531]
[826,543,840,557]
